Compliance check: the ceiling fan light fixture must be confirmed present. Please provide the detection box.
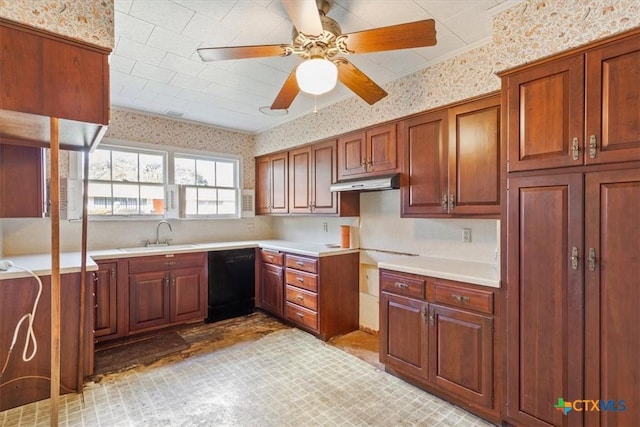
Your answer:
[295,58,337,95]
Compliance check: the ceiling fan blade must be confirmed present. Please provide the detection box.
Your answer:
[341,19,436,54]
[197,44,290,61]
[282,0,323,36]
[336,58,387,105]
[271,66,300,110]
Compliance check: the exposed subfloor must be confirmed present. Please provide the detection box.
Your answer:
[0,312,493,426]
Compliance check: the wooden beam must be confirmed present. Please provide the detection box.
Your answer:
[49,117,60,426]
[77,150,90,388]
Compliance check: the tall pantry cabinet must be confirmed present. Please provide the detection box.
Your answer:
[501,30,640,427]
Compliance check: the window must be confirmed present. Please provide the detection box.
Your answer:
[88,147,166,216]
[174,154,238,217]
[86,144,240,218]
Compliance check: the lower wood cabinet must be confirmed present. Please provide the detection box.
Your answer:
[0,273,88,411]
[380,269,499,422]
[93,260,118,342]
[256,249,285,317]
[257,250,359,341]
[127,253,207,333]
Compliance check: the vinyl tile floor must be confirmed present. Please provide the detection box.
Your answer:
[1,326,493,426]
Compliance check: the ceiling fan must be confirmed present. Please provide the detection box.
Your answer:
[197,0,436,110]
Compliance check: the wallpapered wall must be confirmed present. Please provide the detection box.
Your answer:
[254,0,640,154]
[0,0,114,49]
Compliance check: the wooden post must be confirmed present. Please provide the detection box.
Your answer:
[50,117,61,427]
[77,150,90,388]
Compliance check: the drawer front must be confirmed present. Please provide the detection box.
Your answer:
[285,270,318,292]
[260,249,284,265]
[285,254,318,273]
[434,282,494,314]
[285,285,318,311]
[380,270,426,299]
[285,302,318,331]
[128,252,205,274]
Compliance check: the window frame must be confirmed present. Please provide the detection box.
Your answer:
[85,138,243,220]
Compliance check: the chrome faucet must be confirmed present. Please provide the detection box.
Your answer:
[155,220,173,246]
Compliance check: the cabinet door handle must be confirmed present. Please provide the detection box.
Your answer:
[171,275,176,287]
[92,272,98,283]
[421,306,428,322]
[571,137,580,160]
[429,309,435,326]
[588,248,597,271]
[296,295,304,301]
[571,246,579,270]
[451,294,470,303]
[296,261,304,267]
[441,194,448,211]
[296,277,304,283]
[296,312,304,319]
[165,276,170,287]
[589,135,598,159]
[110,267,116,279]
[394,282,408,289]
[449,194,455,211]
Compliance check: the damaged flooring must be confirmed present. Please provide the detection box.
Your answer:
[1,312,492,426]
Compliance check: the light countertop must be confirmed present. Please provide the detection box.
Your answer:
[1,240,358,280]
[0,252,98,280]
[368,251,500,288]
[1,242,497,288]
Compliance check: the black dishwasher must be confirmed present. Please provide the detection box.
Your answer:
[207,248,255,322]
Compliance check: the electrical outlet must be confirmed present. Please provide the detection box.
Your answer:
[322,222,328,232]
[246,222,255,232]
[462,228,472,243]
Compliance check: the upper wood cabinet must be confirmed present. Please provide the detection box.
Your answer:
[503,32,640,172]
[288,139,359,216]
[401,94,501,217]
[0,143,45,218]
[337,123,399,180]
[255,152,288,215]
[0,19,110,125]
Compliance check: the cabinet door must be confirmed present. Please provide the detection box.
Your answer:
[337,131,367,179]
[400,110,448,216]
[585,34,640,165]
[380,292,428,379]
[0,144,45,218]
[270,152,288,214]
[288,146,312,213]
[506,174,584,427]
[506,54,585,172]
[129,271,170,331]
[584,168,640,426]
[448,95,501,216]
[310,139,339,214]
[94,261,118,339]
[255,155,271,215]
[366,123,398,174]
[259,263,284,316]
[171,266,207,323]
[429,304,493,408]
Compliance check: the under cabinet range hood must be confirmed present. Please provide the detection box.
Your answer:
[330,173,400,192]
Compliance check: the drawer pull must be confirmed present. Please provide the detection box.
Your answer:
[452,294,470,303]
[296,277,304,283]
[296,312,304,319]
[296,261,304,267]
[296,295,304,301]
[394,282,409,289]
[268,255,274,261]
[164,261,176,266]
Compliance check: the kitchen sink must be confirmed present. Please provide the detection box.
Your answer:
[119,243,199,253]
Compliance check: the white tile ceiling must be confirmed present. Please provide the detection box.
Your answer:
[112,0,519,133]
